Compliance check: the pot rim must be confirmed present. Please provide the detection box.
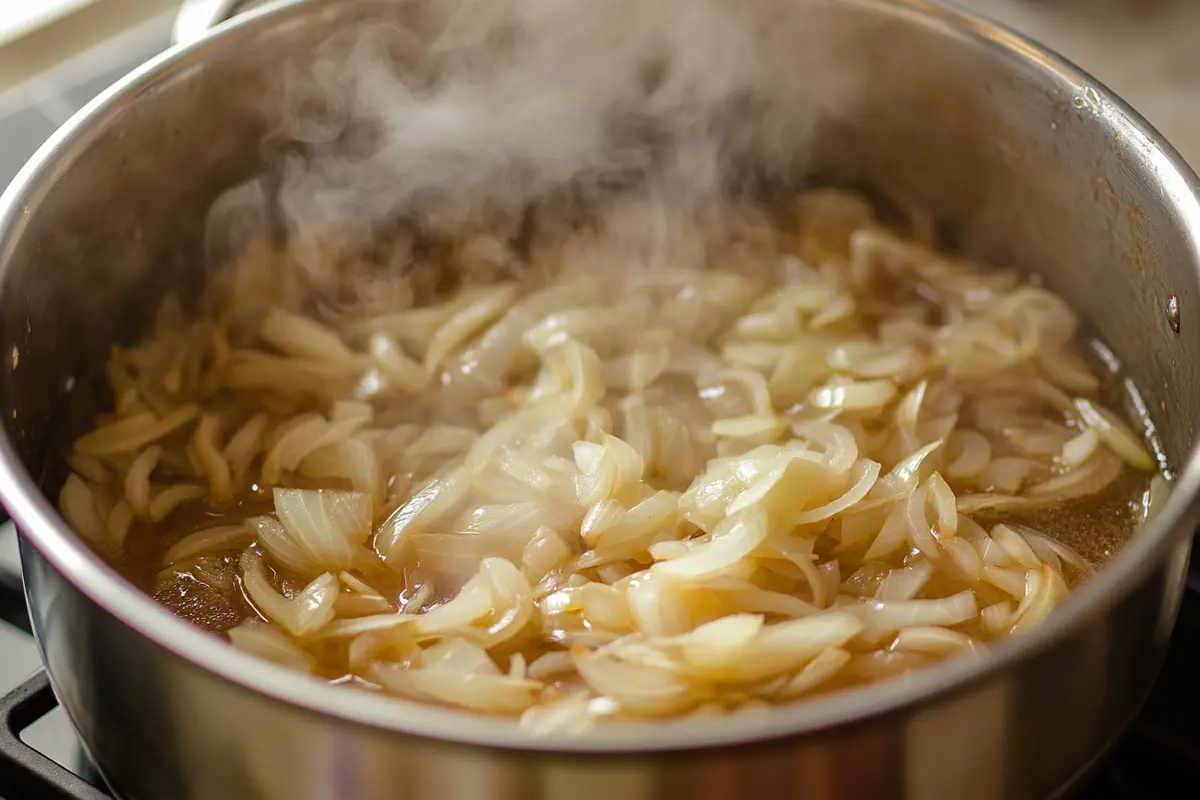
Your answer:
[1,0,1199,754]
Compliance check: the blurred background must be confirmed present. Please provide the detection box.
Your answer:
[0,0,1198,797]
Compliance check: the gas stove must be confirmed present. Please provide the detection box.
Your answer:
[1,1,1199,798]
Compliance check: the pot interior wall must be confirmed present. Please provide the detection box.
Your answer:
[1,0,1197,514]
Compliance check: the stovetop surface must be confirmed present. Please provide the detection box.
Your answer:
[1,2,1200,799]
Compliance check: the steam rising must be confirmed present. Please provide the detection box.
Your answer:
[207,0,865,307]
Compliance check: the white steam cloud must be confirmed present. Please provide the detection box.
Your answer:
[206,0,867,308]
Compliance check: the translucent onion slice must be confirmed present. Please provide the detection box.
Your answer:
[668,613,765,678]
[729,612,863,683]
[809,379,896,412]
[791,420,859,474]
[368,333,428,393]
[59,474,107,545]
[791,458,880,525]
[148,485,206,521]
[261,308,356,362]
[653,507,767,581]
[573,645,707,716]
[163,524,251,566]
[257,488,372,577]
[775,646,852,699]
[526,651,577,681]
[1008,566,1069,633]
[413,558,534,648]
[875,560,934,602]
[227,619,316,672]
[989,525,1041,570]
[577,490,681,566]
[624,575,693,638]
[890,626,976,655]
[850,591,977,639]
[1060,427,1098,467]
[1016,527,1094,578]
[124,445,162,517]
[372,655,542,714]
[74,404,199,458]
[423,284,518,374]
[944,430,991,479]
[240,550,338,637]
[377,465,471,562]
[1073,398,1155,471]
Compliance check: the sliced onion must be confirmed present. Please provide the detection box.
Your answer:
[526,651,577,681]
[262,413,370,485]
[850,590,977,639]
[990,524,1041,570]
[573,644,705,715]
[74,404,199,458]
[124,445,162,517]
[423,284,518,374]
[791,420,859,474]
[729,611,863,683]
[809,379,896,412]
[240,550,338,637]
[148,484,206,521]
[59,474,106,545]
[943,538,984,582]
[870,440,943,501]
[413,558,534,648]
[1060,427,1099,467]
[980,601,1015,634]
[543,340,606,417]
[791,459,880,525]
[378,464,471,562]
[827,341,916,379]
[164,524,251,566]
[1016,527,1094,578]
[624,574,693,638]
[890,626,976,655]
[414,572,493,636]
[669,614,765,678]
[372,660,541,714]
[1027,450,1122,500]
[701,577,818,618]
[261,308,356,362]
[775,646,851,699]
[192,414,232,504]
[653,507,767,581]
[978,457,1038,494]
[875,560,934,602]
[223,413,269,481]
[944,430,990,479]
[863,502,911,561]
[309,612,413,640]
[1009,566,1069,633]
[228,620,315,672]
[259,488,372,577]
[712,416,786,440]
[106,500,134,547]
[579,490,680,565]
[368,333,428,393]
[982,565,1027,599]
[1074,398,1155,471]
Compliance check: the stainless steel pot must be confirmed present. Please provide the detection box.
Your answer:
[1,1,1200,798]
